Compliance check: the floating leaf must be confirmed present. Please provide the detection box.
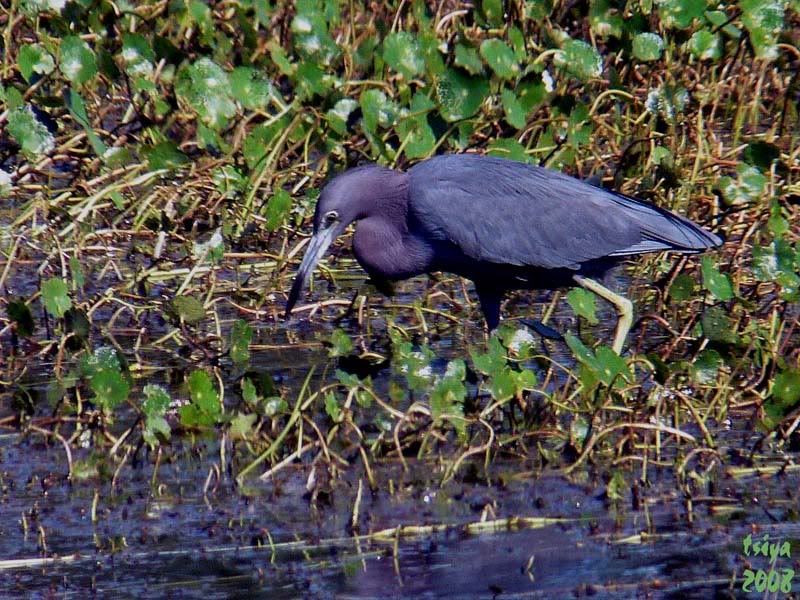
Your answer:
[121,33,155,78]
[7,106,55,158]
[743,142,780,172]
[471,336,507,377]
[480,39,518,80]
[326,98,359,135]
[632,32,664,61]
[142,385,171,448]
[230,319,253,367]
[360,89,397,132]
[488,367,517,402]
[645,84,689,124]
[455,43,484,75]
[230,67,275,110]
[383,32,425,80]
[175,58,237,129]
[64,88,107,158]
[60,36,97,85]
[41,277,71,318]
[658,0,705,29]
[8,299,35,336]
[180,370,221,427]
[171,295,206,324]
[740,0,784,60]
[771,369,800,409]
[329,328,354,357]
[265,189,292,231]
[701,305,738,344]
[701,256,734,301]
[554,39,603,81]
[18,44,55,82]
[141,141,188,171]
[692,348,722,384]
[229,412,257,440]
[91,369,130,411]
[480,0,505,26]
[589,0,624,37]
[397,93,436,159]
[501,88,528,129]
[567,288,599,325]
[669,274,695,301]
[688,29,722,60]
[325,392,343,422]
[718,164,766,204]
[436,68,489,122]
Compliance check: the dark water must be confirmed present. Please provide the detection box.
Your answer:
[1,254,799,598]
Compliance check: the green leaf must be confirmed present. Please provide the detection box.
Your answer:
[480,0,505,26]
[772,369,800,409]
[632,32,664,61]
[360,89,397,133]
[501,88,528,129]
[230,67,275,110]
[329,328,354,357]
[692,348,722,384]
[64,88,107,158]
[743,142,780,172]
[487,138,529,162]
[326,98,359,135]
[295,61,331,99]
[480,39,518,80]
[589,0,624,37]
[383,32,425,80]
[488,367,517,402]
[324,392,343,422]
[91,369,130,410]
[606,470,626,501]
[740,0,784,60]
[141,141,188,171]
[718,164,766,204]
[397,93,436,159]
[230,319,253,367]
[688,29,722,60]
[8,299,34,336]
[41,277,71,318]
[700,305,738,344]
[60,36,97,85]
[471,336,507,376]
[180,370,221,427]
[567,288,599,325]
[171,295,206,324]
[121,33,155,78]
[454,43,484,75]
[175,58,237,129]
[230,412,257,440]
[7,106,55,158]
[526,0,554,19]
[243,117,290,169]
[594,346,633,386]
[701,256,733,301]
[80,346,122,378]
[265,189,292,231]
[435,68,489,122]
[658,0,706,29]
[554,39,603,81]
[143,384,171,417]
[18,44,55,82]
[645,84,689,123]
[669,274,696,301]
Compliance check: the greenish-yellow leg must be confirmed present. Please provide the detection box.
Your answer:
[573,275,634,355]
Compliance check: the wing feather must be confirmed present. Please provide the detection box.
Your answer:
[408,154,720,270]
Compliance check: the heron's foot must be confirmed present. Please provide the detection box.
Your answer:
[519,319,565,341]
[365,277,395,297]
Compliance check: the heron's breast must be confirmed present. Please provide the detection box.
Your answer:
[353,218,433,280]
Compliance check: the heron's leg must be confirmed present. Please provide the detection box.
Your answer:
[573,275,633,354]
[474,282,502,332]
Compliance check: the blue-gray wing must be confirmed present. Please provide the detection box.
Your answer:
[407,154,721,270]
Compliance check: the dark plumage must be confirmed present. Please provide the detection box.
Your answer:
[286,154,722,352]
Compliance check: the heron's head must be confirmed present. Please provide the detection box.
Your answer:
[285,164,405,318]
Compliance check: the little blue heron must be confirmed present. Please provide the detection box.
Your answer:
[285,154,722,352]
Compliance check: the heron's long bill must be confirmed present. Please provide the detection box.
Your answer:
[285,225,340,318]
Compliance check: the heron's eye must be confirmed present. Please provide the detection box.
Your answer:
[324,210,338,226]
